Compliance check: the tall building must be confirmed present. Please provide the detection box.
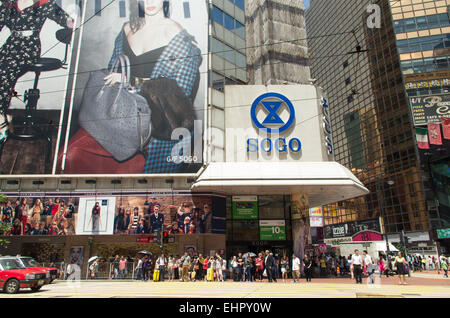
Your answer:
[245,0,311,85]
[306,0,450,255]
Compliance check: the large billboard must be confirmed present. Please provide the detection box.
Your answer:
[409,94,450,126]
[0,0,81,175]
[1,0,208,175]
[0,191,225,235]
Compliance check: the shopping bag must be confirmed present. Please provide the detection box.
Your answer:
[153,270,160,282]
[263,269,267,277]
[207,268,214,281]
[191,271,196,279]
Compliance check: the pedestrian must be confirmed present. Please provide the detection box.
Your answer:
[303,254,312,282]
[60,259,66,280]
[255,253,264,282]
[441,258,448,278]
[351,249,363,284]
[292,254,301,283]
[142,256,150,281]
[363,250,374,284]
[378,257,385,277]
[264,250,276,283]
[89,259,99,280]
[168,255,175,281]
[156,253,167,282]
[190,256,198,281]
[202,255,209,281]
[237,253,244,282]
[176,255,182,281]
[221,256,227,281]
[181,252,191,282]
[231,256,238,281]
[197,254,205,280]
[112,255,120,279]
[119,256,128,279]
[136,256,143,280]
[280,255,289,283]
[215,254,224,282]
[394,252,408,285]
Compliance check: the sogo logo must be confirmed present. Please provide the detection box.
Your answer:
[247,93,301,153]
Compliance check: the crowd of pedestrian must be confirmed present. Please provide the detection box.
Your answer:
[83,250,450,282]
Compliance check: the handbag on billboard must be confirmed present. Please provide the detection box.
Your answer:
[78,55,152,162]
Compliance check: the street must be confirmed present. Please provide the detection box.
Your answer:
[2,274,449,298]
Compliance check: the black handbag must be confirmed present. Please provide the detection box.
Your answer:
[78,55,152,162]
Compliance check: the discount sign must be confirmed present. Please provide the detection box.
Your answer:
[259,220,286,241]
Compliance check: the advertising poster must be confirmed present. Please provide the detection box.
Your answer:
[69,245,84,267]
[309,206,323,227]
[0,0,81,174]
[437,228,450,239]
[323,218,381,239]
[232,196,258,220]
[0,195,79,235]
[0,191,225,236]
[76,197,116,235]
[292,216,311,271]
[409,94,450,126]
[57,0,208,174]
[259,220,286,241]
[114,194,218,235]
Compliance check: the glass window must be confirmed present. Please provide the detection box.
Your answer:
[213,6,223,25]
[258,196,285,219]
[235,0,245,11]
[224,13,234,31]
[232,220,259,241]
[223,44,235,64]
[212,71,224,92]
[236,51,246,69]
[212,38,224,55]
[235,21,245,38]
[183,1,191,18]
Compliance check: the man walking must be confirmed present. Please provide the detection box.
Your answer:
[156,253,167,282]
[112,255,120,279]
[119,256,128,279]
[363,250,374,284]
[351,249,363,284]
[181,252,191,282]
[292,254,301,283]
[264,250,276,283]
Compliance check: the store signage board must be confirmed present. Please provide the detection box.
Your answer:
[259,220,286,241]
[437,228,450,239]
[409,94,450,126]
[232,196,258,219]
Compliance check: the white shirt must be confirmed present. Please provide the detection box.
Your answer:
[292,257,301,271]
[351,254,363,265]
[157,257,166,266]
[364,254,373,266]
[222,259,227,270]
[232,260,238,268]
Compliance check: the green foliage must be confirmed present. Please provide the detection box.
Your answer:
[0,238,10,249]
[0,193,6,203]
[0,221,11,236]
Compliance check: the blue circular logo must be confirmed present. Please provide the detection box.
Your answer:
[250,93,295,134]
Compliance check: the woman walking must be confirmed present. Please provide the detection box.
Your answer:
[394,252,408,285]
[280,255,289,283]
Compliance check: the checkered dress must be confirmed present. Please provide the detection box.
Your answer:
[108,25,202,173]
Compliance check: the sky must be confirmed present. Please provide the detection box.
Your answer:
[304,0,310,9]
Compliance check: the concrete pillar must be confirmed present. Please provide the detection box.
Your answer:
[291,193,311,272]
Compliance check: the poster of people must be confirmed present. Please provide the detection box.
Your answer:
[56,0,208,174]
[76,196,116,235]
[0,195,79,235]
[113,194,215,235]
[0,192,225,235]
[0,0,81,174]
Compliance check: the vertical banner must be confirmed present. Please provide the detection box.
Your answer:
[57,0,208,174]
[291,193,311,273]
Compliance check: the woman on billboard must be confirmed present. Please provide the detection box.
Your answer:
[0,0,73,145]
[61,0,202,174]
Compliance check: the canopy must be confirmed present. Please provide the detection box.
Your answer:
[192,162,369,207]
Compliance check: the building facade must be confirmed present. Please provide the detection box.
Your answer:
[306,0,450,256]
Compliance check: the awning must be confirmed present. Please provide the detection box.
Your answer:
[191,162,369,207]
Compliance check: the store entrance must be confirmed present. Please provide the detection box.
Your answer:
[226,241,293,259]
